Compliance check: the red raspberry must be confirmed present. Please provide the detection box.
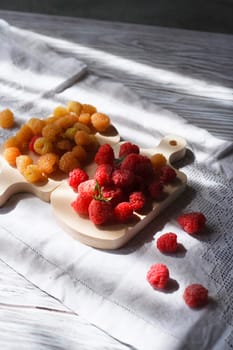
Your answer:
[68,168,89,191]
[88,198,113,225]
[160,165,177,184]
[129,191,146,211]
[177,212,206,234]
[148,180,164,200]
[94,164,113,187]
[94,143,115,165]
[29,135,41,153]
[121,153,140,173]
[112,169,135,188]
[114,202,134,223]
[183,284,208,308]
[71,192,93,216]
[135,154,154,179]
[102,186,124,207]
[121,153,154,179]
[119,141,140,158]
[156,232,178,253]
[78,179,96,196]
[146,263,169,289]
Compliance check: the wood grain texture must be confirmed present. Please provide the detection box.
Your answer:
[1,10,232,142]
[0,10,232,350]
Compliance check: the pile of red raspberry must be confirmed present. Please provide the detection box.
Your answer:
[147,211,208,309]
[69,141,177,225]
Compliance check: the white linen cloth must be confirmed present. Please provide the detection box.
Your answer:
[0,19,233,350]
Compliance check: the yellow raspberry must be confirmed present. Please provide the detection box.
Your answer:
[0,109,15,129]
[3,147,21,166]
[55,114,79,129]
[78,113,91,125]
[33,137,53,155]
[74,130,92,146]
[37,153,59,175]
[42,123,62,141]
[16,155,33,174]
[74,122,92,134]
[72,145,88,162]
[67,101,82,115]
[4,136,19,149]
[23,164,45,183]
[59,151,81,173]
[15,124,33,146]
[56,139,73,152]
[53,105,68,118]
[27,118,45,135]
[81,104,97,115]
[91,112,110,132]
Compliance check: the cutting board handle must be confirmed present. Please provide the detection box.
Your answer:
[142,135,187,163]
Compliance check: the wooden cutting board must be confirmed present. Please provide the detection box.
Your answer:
[50,135,187,249]
[0,134,187,250]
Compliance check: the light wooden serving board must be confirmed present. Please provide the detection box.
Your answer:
[0,134,187,250]
[50,135,187,250]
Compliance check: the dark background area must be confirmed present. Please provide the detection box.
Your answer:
[0,0,233,34]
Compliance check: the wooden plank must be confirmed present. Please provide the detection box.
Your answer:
[0,10,232,141]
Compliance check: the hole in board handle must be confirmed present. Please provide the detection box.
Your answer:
[169,140,177,146]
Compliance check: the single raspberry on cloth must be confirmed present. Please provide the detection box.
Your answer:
[68,168,89,191]
[177,212,206,234]
[146,263,169,289]
[183,284,208,308]
[156,232,178,253]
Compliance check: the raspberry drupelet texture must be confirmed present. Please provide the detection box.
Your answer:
[183,284,208,308]
[114,202,134,223]
[102,186,124,207]
[177,212,206,234]
[156,232,178,253]
[94,143,115,165]
[68,168,89,191]
[88,198,113,225]
[78,179,96,197]
[112,169,135,188]
[94,164,113,187]
[119,141,140,158]
[71,192,93,216]
[129,191,146,211]
[121,153,140,173]
[146,263,169,289]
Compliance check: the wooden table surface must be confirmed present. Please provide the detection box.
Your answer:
[0,10,232,349]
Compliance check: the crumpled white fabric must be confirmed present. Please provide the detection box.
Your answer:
[0,20,233,350]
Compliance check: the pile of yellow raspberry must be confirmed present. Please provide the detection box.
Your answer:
[2,101,111,183]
